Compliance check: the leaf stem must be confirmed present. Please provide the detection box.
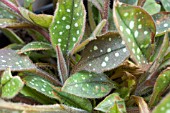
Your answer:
[101,0,110,33]
[1,0,20,14]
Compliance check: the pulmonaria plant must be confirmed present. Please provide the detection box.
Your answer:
[0,0,170,113]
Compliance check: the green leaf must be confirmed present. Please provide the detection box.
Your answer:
[108,103,121,113]
[18,41,53,54]
[24,75,92,112]
[62,71,115,98]
[0,7,15,19]
[132,96,150,113]
[149,69,170,107]
[161,0,170,12]
[20,86,57,104]
[0,99,89,113]
[72,32,130,73]
[143,0,161,15]
[18,7,53,28]
[152,12,170,36]
[49,0,86,55]
[1,68,12,85]
[1,28,24,44]
[0,49,36,71]
[24,0,35,10]
[119,0,138,5]
[94,93,126,113]
[1,76,24,99]
[152,92,170,113]
[72,19,107,54]
[113,1,156,68]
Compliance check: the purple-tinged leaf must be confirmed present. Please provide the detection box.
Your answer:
[161,0,170,12]
[1,76,24,99]
[62,71,116,98]
[132,96,150,113]
[152,12,170,36]
[49,0,86,56]
[0,49,36,71]
[1,68,12,85]
[113,1,156,69]
[24,75,92,112]
[56,46,68,84]
[72,32,130,73]
[94,93,126,112]
[152,93,170,113]
[18,41,52,54]
[149,69,170,107]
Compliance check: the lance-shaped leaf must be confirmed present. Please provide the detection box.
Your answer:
[152,12,170,36]
[24,75,92,112]
[0,49,36,71]
[49,0,86,55]
[95,93,126,113]
[161,0,170,12]
[72,19,107,54]
[0,99,89,113]
[132,96,150,113]
[143,0,161,15]
[1,68,12,85]
[113,1,156,68]
[62,71,116,98]
[148,33,169,73]
[0,7,15,19]
[152,93,170,113]
[149,69,170,107]
[1,76,24,99]
[56,46,68,84]
[18,41,53,54]
[72,32,130,73]
[18,7,53,28]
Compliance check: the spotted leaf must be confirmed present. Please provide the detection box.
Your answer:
[153,12,170,36]
[49,0,86,55]
[94,93,126,113]
[0,49,36,71]
[152,92,170,113]
[0,6,15,19]
[1,68,12,85]
[24,75,92,112]
[161,0,170,12]
[119,0,138,5]
[18,7,53,28]
[143,0,161,15]
[132,96,150,113]
[72,32,130,73]
[18,41,53,54]
[149,69,170,107]
[1,76,24,99]
[62,71,116,98]
[72,19,107,54]
[113,1,156,68]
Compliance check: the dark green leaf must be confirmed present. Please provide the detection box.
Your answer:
[62,71,115,98]
[18,41,52,54]
[149,69,170,107]
[1,76,24,99]
[119,0,138,5]
[152,92,170,113]
[113,1,156,68]
[24,75,92,112]
[94,93,126,112]
[72,32,130,73]
[0,49,36,71]
[49,0,86,55]
[152,12,170,36]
